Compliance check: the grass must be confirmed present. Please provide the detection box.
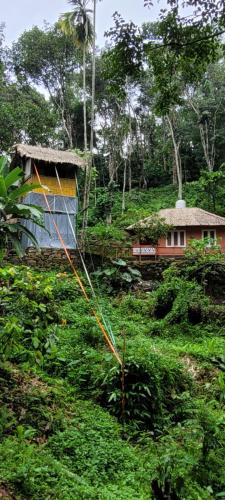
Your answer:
[1,264,225,498]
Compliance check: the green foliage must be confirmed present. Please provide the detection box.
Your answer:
[0,84,57,152]
[86,222,127,250]
[99,336,192,432]
[0,437,98,498]
[129,213,172,244]
[149,407,225,499]
[152,274,209,325]
[47,402,150,495]
[11,23,83,148]
[169,241,225,298]
[145,14,219,116]
[185,237,222,258]
[103,12,143,100]
[93,259,142,292]
[195,166,225,213]
[0,266,59,363]
[1,264,225,498]
[58,1,94,48]
[0,158,44,256]
[87,185,119,225]
[0,374,151,499]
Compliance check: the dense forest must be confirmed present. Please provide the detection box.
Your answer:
[1,0,225,216]
[1,0,225,498]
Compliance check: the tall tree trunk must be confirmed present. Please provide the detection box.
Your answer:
[139,119,147,189]
[58,86,73,148]
[122,159,127,213]
[82,44,89,237]
[83,45,88,154]
[90,0,96,158]
[189,99,216,172]
[162,117,168,172]
[127,83,132,192]
[82,0,96,232]
[167,114,183,200]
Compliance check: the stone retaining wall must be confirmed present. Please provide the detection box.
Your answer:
[3,248,170,279]
[4,248,80,271]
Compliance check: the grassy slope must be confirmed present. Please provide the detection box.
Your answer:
[1,263,225,498]
[0,271,225,500]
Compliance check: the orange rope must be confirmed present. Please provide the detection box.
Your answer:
[34,164,122,365]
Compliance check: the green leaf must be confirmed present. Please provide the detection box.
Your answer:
[4,224,18,233]
[0,176,7,198]
[35,350,44,365]
[4,167,23,189]
[121,272,132,283]
[32,337,40,349]
[104,268,116,276]
[112,259,127,267]
[9,183,42,201]
[128,267,142,277]
[17,224,40,249]
[7,234,24,257]
[0,156,9,176]
[15,204,43,219]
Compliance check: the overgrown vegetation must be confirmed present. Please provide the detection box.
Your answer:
[1,261,225,498]
[1,0,225,497]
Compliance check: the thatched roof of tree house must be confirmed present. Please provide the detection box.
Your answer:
[12,144,85,169]
[127,207,225,233]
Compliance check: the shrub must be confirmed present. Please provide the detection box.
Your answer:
[152,276,209,325]
[47,402,150,495]
[0,438,97,499]
[98,337,192,432]
[0,266,59,364]
[150,401,225,498]
[166,243,225,298]
[92,259,142,292]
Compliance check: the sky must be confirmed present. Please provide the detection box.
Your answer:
[1,0,163,47]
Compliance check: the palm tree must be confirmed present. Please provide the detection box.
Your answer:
[59,0,98,242]
[59,0,94,155]
[0,157,44,257]
[82,0,97,232]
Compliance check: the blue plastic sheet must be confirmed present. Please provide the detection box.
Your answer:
[21,193,78,249]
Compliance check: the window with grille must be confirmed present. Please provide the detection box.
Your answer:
[166,230,186,247]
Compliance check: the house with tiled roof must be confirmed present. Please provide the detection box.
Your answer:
[127,200,225,258]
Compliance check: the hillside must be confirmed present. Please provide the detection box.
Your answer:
[1,250,225,498]
[1,0,225,497]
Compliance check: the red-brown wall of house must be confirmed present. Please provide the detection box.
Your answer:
[157,226,225,257]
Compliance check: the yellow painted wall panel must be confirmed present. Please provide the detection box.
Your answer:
[26,175,77,196]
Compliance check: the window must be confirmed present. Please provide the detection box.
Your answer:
[202,229,216,247]
[166,230,186,247]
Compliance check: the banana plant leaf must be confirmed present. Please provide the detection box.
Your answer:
[0,156,9,176]
[0,176,7,198]
[4,167,23,188]
[9,183,44,201]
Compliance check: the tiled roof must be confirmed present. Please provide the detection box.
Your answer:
[127,207,225,231]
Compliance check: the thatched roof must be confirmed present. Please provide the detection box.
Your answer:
[13,144,85,169]
[127,207,225,232]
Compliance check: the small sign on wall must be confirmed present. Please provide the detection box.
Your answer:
[132,246,156,256]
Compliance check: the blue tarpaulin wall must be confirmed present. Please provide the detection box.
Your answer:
[22,193,78,249]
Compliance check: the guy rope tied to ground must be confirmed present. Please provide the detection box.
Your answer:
[34,163,122,365]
